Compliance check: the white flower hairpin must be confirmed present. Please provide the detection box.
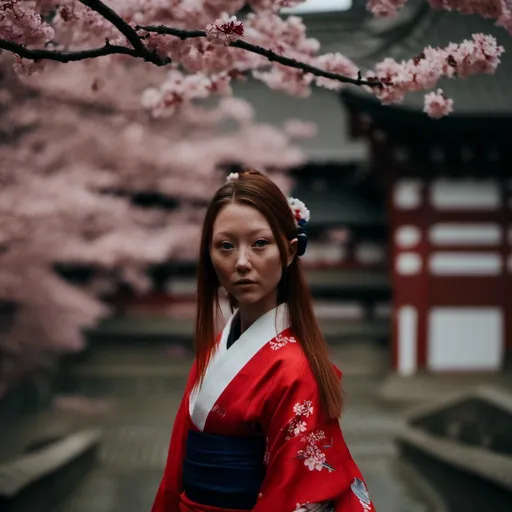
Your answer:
[288,197,309,256]
[287,197,310,229]
[226,172,239,183]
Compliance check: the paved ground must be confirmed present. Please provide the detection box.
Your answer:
[49,342,439,512]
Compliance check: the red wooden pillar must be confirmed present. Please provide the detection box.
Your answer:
[389,178,429,375]
[504,181,512,364]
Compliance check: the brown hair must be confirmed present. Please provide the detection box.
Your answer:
[194,170,343,419]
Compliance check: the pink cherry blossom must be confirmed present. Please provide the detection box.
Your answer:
[423,88,454,118]
[368,0,512,35]
[313,52,359,90]
[365,33,504,110]
[0,57,308,382]
[367,0,408,17]
[141,70,232,117]
[1,0,512,382]
[0,0,508,117]
[253,65,313,97]
[282,119,318,138]
[206,14,244,45]
[0,0,55,46]
[248,0,306,12]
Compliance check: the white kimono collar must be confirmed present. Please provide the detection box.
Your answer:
[189,303,290,431]
[218,303,290,356]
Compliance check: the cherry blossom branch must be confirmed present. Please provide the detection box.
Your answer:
[78,0,170,65]
[1,23,379,88]
[136,24,381,88]
[367,0,512,35]
[0,38,139,63]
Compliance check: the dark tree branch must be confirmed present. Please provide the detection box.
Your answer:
[0,5,380,88]
[78,0,170,65]
[137,25,382,88]
[140,26,206,39]
[0,39,138,63]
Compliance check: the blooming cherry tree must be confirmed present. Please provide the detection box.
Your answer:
[0,0,509,118]
[0,57,305,386]
[0,0,511,387]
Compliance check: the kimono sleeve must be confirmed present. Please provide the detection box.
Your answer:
[253,362,375,512]
[150,361,197,512]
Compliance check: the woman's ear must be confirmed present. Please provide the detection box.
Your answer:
[287,238,298,266]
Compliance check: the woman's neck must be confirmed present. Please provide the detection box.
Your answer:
[237,298,278,333]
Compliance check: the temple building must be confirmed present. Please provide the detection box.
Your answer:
[91,1,512,375]
[339,2,512,374]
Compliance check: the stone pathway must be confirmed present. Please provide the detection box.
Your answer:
[54,342,438,512]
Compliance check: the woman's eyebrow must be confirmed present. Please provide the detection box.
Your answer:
[213,228,273,238]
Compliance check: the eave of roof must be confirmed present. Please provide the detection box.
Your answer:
[337,2,512,119]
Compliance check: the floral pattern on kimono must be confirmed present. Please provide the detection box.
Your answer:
[269,333,297,350]
[285,400,314,440]
[250,341,375,512]
[296,429,336,472]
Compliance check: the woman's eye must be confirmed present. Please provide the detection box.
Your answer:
[254,239,269,248]
[219,242,233,250]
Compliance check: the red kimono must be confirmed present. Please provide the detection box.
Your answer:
[152,305,375,512]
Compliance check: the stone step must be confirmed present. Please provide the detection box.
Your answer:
[0,429,101,512]
[398,426,512,491]
[396,387,512,511]
[397,426,512,512]
[378,374,512,406]
[406,385,512,456]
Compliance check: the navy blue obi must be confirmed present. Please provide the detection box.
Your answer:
[183,429,266,510]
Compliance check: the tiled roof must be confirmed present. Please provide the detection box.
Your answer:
[338,2,512,116]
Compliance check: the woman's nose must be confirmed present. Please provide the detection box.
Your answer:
[235,247,251,272]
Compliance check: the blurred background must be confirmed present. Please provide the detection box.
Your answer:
[1,1,511,511]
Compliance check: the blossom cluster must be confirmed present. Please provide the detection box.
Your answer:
[367,0,408,17]
[0,0,55,45]
[206,13,244,46]
[423,88,453,118]
[365,33,504,116]
[141,70,232,118]
[367,0,512,35]
[429,1,512,35]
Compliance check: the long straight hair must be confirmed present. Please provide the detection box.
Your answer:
[194,170,343,420]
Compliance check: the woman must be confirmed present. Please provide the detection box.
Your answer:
[151,170,375,512]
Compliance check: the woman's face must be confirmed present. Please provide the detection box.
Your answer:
[210,202,296,312]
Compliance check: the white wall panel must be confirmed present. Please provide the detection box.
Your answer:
[393,180,422,209]
[430,180,500,210]
[395,226,421,248]
[430,253,502,276]
[396,253,422,275]
[430,224,501,246]
[398,306,417,376]
[428,308,503,371]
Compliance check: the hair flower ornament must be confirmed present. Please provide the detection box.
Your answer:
[288,197,310,228]
[287,197,310,257]
[226,172,239,183]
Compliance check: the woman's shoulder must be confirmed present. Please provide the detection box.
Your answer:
[264,328,313,375]
[264,327,342,382]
